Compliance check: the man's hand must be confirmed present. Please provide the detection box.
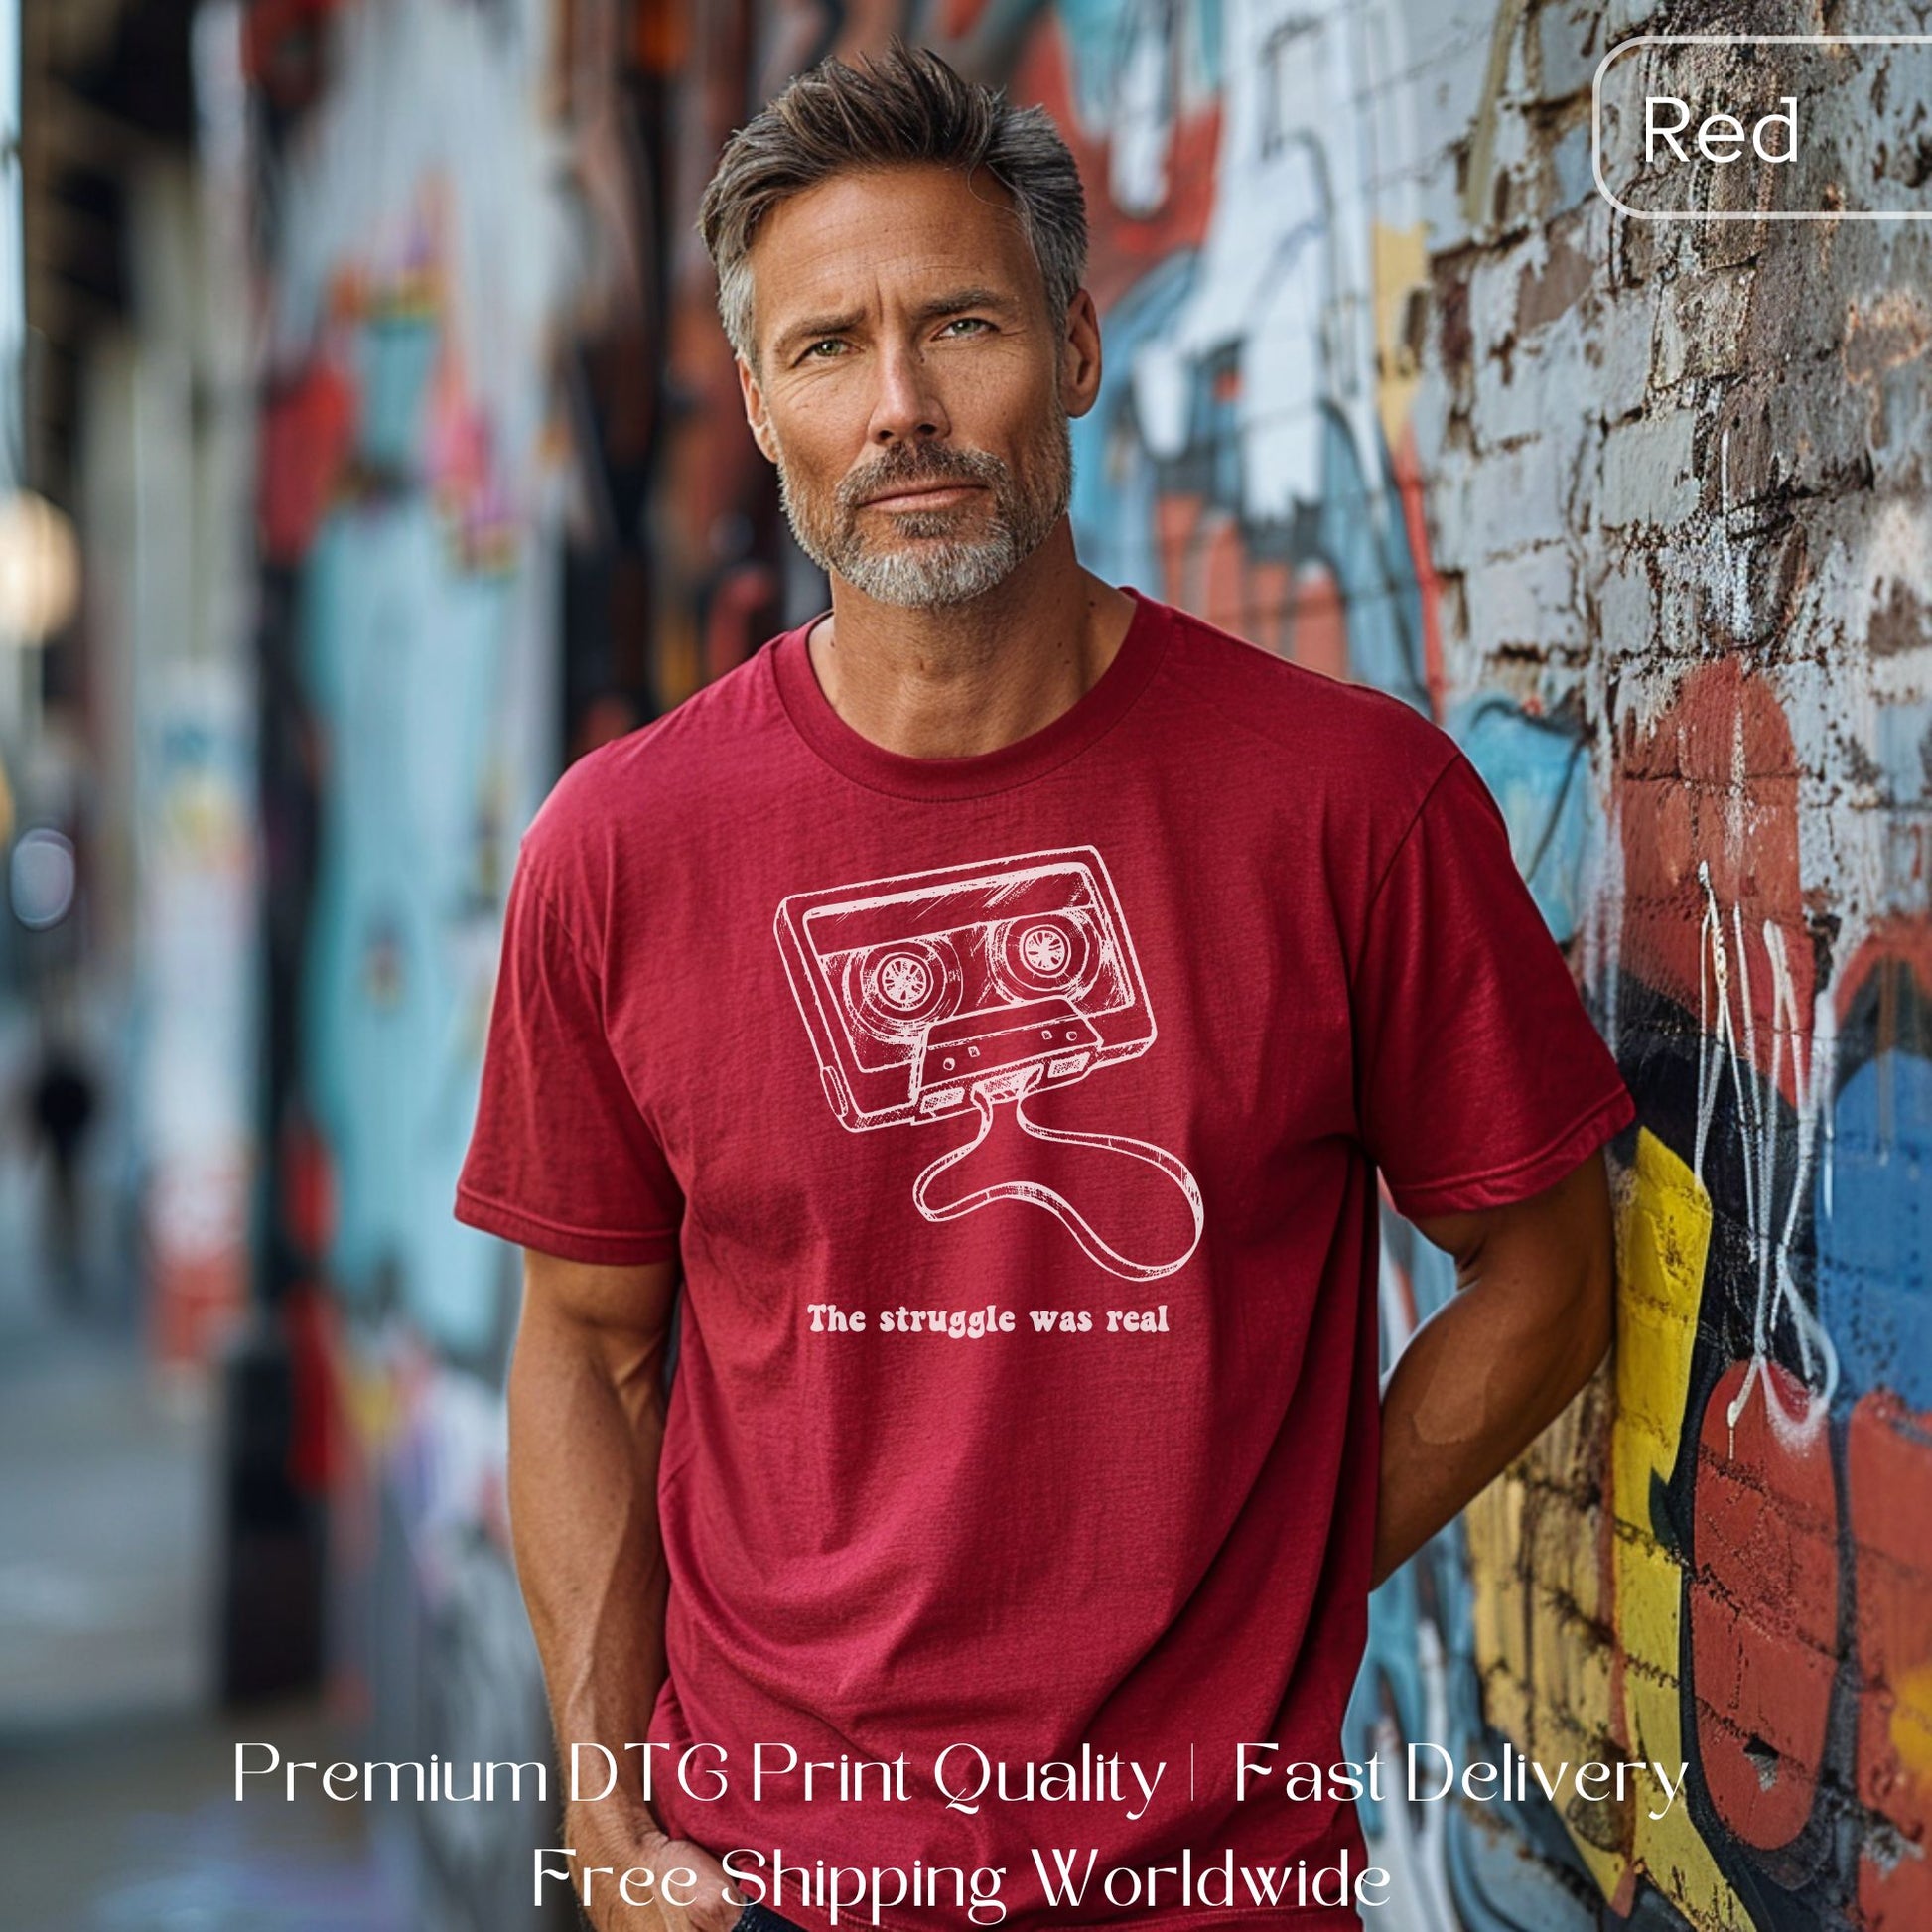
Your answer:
[566,1800,745,1931]
[1374,1147,1616,1586]
[506,1253,739,1925]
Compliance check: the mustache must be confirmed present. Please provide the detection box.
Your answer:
[836,444,1010,512]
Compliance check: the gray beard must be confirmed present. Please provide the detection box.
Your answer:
[810,520,1029,608]
[775,414,1073,611]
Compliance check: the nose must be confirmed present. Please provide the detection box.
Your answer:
[866,340,950,447]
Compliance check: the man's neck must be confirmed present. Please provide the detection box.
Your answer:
[804,524,1137,759]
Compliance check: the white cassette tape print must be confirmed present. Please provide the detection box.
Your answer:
[774,848,1203,1282]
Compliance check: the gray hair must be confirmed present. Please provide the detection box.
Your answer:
[697,41,1088,367]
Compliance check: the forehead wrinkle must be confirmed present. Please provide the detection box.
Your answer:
[748,167,1042,357]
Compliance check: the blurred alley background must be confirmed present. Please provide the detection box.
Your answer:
[0,3,1927,1930]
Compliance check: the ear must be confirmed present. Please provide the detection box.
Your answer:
[1059,288,1104,421]
[738,354,781,465]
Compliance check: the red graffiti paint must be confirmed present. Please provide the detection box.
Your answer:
[1617,659,1813,1111]
[1243,557,1293,661]
[1008,23,1222,315]
[1388,423,1446,715]
[1285,565,1346,682]
[1201,512,1249,641]
[1146,502,1350,682]
[1154,492,1204,610]
[245,0,347,110]
[1849,1390,1932,1930]
[258,360,356,566]
[1836,917,1932,1031]
[1690,1360,1839,1850]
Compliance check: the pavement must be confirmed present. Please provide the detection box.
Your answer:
[0,1153,415,1932]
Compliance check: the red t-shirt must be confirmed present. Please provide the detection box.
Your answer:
[456,589,1635,1930]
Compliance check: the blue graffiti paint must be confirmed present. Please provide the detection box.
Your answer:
[1449,694,1594,946]
[299,498,533,1358]
[358,311,441,478]
[1071,251,1199,591]
[1817,1047,1932,1411]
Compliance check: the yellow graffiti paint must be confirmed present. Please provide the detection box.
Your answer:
[1463,1128,1754,1925]
[1610,1126,1753,1928]
[1891,1660,1932,1783]
[1465,1373,1623,1898]
[1371,222,1429,448]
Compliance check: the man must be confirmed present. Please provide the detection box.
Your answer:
[457,43,1634,1932]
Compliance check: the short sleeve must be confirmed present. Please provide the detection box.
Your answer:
[455,852,684,1264]
[1350,751,1636,1221]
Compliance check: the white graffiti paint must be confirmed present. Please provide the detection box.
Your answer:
[1694,861,1839,1452]
[1130,0,1410,528]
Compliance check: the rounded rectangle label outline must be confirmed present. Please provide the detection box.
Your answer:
[1592,35,1932,221]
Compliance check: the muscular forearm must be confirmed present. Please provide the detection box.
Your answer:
[506,1257,743,1932]
[1372,1164,1614,1587]
[507,1276,672,1844]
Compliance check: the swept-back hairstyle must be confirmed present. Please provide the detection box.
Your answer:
[697,41,1088,366]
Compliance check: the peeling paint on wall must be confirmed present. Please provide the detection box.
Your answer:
[962,2,1932,1925]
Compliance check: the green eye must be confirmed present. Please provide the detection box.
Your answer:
[803,339,846,359]
[940,317,991,336]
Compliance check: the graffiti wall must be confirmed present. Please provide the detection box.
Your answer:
[245,1,650,1922]
[251,2,1930,1927]
[920,2,1929,1927]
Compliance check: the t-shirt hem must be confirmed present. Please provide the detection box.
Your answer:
[453,1184,680,1264]
[1384,1080,1636,1220]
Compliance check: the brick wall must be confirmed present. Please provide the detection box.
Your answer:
[917,4,1930,1926]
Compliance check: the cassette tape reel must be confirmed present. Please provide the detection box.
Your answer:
[848,937,961,1037]
[776,849,1153,1130]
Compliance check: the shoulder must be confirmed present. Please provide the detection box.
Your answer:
[514,644,789,919]
[1144,596,1461,817]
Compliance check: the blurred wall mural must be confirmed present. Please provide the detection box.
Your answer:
[249,0,591,1919]
[239,3,1932,1929]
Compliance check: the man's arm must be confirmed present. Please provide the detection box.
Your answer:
[507,1249,742,1932]
[1372,1148,1616,1588]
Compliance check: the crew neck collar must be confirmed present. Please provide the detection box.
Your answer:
[768,585,1170,801]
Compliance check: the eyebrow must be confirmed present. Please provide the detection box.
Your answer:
[915,286,1015,320]
[773,287,1019,358]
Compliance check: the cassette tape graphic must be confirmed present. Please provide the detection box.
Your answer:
[774,848,1156,1132]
